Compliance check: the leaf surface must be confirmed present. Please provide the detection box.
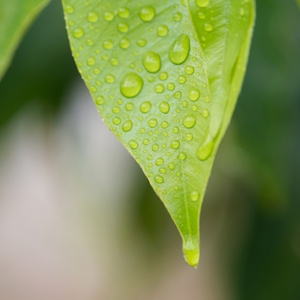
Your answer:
[63,0,255,267]
[0,0,50,81]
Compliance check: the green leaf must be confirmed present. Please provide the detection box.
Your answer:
[62,0,255,267]
[0,0,50,81]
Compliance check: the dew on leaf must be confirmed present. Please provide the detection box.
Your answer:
[129,140,138,149]
[169,34,190,65]
[118,22,129,33]
[190,191,199,201]
[87,56,96,66]
[152,144,159,151]
[110,57,118,66]
[65,4,74,14]
[188,88,200,101]
[73,27,84,38]
[143,52,161,73]
[178,152,186,160]
[204,23,213,31]
[148,118,158,128]
[177,75,186,84]
[139,6,156,22]
[125,102,134,111]
[105,74,115,83]
[174,91,182,99]
[103,39,114,49]
[155,84,164,93]
[161,121,169,128]
[159,101,170,114]
[140,101,151,113]
[185,65,195,75]
[173,12,182,22]
[137,39,147,47]
[186,133,193,140]
[96,96,104,105]
[202,108,209,117]
[168,163,175,170]
[171,140,180,149]
[159,168,167,174]
[157,25,169,37]
[183,115,196,128]
[112,117,121,125]
[197,140,214,161]
[118,7,130,18]
[154,175,164,183]
[167,83,175,91]
[196,0,210,7]
[156,157,164,166]
[112,106,120,114]
[122,120,133,132]
[104,11,114,21]
[120,73,144,98]
[159,72,168,80]
[87,11,98,22]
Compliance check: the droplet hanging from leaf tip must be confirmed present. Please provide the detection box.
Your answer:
[183,236,200,268]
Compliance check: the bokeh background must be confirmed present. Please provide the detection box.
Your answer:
[0,0,300,299]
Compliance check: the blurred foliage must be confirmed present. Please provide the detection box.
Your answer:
[0,0,299,298]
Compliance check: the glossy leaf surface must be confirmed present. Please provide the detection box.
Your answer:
[63,0,255,267]
[0,0,50,80]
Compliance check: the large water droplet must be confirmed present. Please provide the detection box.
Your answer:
[156,157,164,166]
[169,34,190,65]
[190,191,199,201]
[171,140,180,149]
[87,11,99,22]
[119,37,130,49]
[196,0,209,7]
[197,140,214,161]
[178,152,186,160]
[65,4,74,14]
[183,115,196,128]
[139,6,155,22]
[73,27,84,38]
[118,22,129,33]
[148,118,158,128]
[142,52,161,73]
[188,88,200,101]
[104,11,114,21]
[103,39,114,49]
[120,73,144,98]
[129,140,138,149]
[118,7,130,18]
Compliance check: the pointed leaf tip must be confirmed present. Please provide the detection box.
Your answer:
[183,235,199,268]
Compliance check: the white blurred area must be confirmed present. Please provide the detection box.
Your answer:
[0,81,233,300]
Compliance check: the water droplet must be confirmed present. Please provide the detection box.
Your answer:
[186,133,193,140]
[159,101,170,114]
[161,121,169,128]
[177,75,186,84]
[119,38,130,49]
[103,39,114,49]
[118,7,130,18]
[140,101,151,113]
[110,57,119,66]
[87,56,96,66]
[168,163,174,170]
[87,11,99,22]
[182,100,188,107]
[137,39,147,47]
[156,157,164,166]
[104,11,114,21]
[173,126,179,133]
[190,191,199,201]
[159,72,168,81]
[204,23,213,31]
[198,12,206,19]
[189,88,200,101]
[178,152,186,160]
[122,120,133,132]
[169,34,190,65]
[118,22,129,33]
[112,106,120,114]
[143,52,161,73]
[152,144,159,151]
[139,6,156,22]
[120,73,144,98]
[143,139,149,145]
[73,27,84,38]
[185,65,194,75]
[105,74,115,83]
[183,115,196,128]
[112,117,121,125]
[125,102,134,111]
[159,168,167,174]
[197,140,214,161]
[202,108,209,118]
[154,175,164,183]
[239,8,245,16]
[175,91,182,99]
[65,4,74,14]
[167,83,175,91]
[129,140,138,149]
[155,84,164,93]
[173,12,182,22]
[96,96,104,105]
[171,140,180,149]
[196,0,209,7]
[157,25,169,37]
[148,118,158,128]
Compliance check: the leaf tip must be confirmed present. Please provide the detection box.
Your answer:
[183,235,199,268]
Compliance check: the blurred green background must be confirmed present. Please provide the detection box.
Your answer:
[0,0,299,299]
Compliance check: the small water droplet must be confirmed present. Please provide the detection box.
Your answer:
[112,106,120,114]
[73,27,84,38]
[196,0,209,7]
[177,75,186,84]
[96,96,104,105]
[167,83,175,91]
[171,140,180,149]
[168,163,175,170]
[178,152,186,160]
[125,102,134,111]
[139,6,156,22]
[112,117,121,125]
[202,108,209,117]
[129,140,138,149]
[104,11,114,21]
[169,34,190,65]
[186,133,193,140]
[103,39,114,49]
[110,57,119,66]
[190,191,199,201]
[197,140,214,161]
[183,115,196,128]
[161,121,169,128]
[239,7,245,16]
[185,65,194,75]
[204,23,213,32]
[157,25,169,37]
[118,22,129,33]
[156,157,164,166]
[152,144,159,151]
[87,11,98,22]
[105,74,115,83]
[173,126,179,133]
[140,101,151,113]
[173,12,182,22]
[143,139,149,145]
[122,120,133,132]
[119,38,130,49]
[148,118,158,128]
[120,73,144,98]
[143,52,161,73]
[175,91,182,99]
[189,88,200,101]
[154,175,164,183]
[118,7,130,18]
[159,101,170,114]
[159,72,168,81]
[137,39,147,47]
[159,168,167,174]
[65,4,74,14]
[87,56,96,66]
[155,84,164,93]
